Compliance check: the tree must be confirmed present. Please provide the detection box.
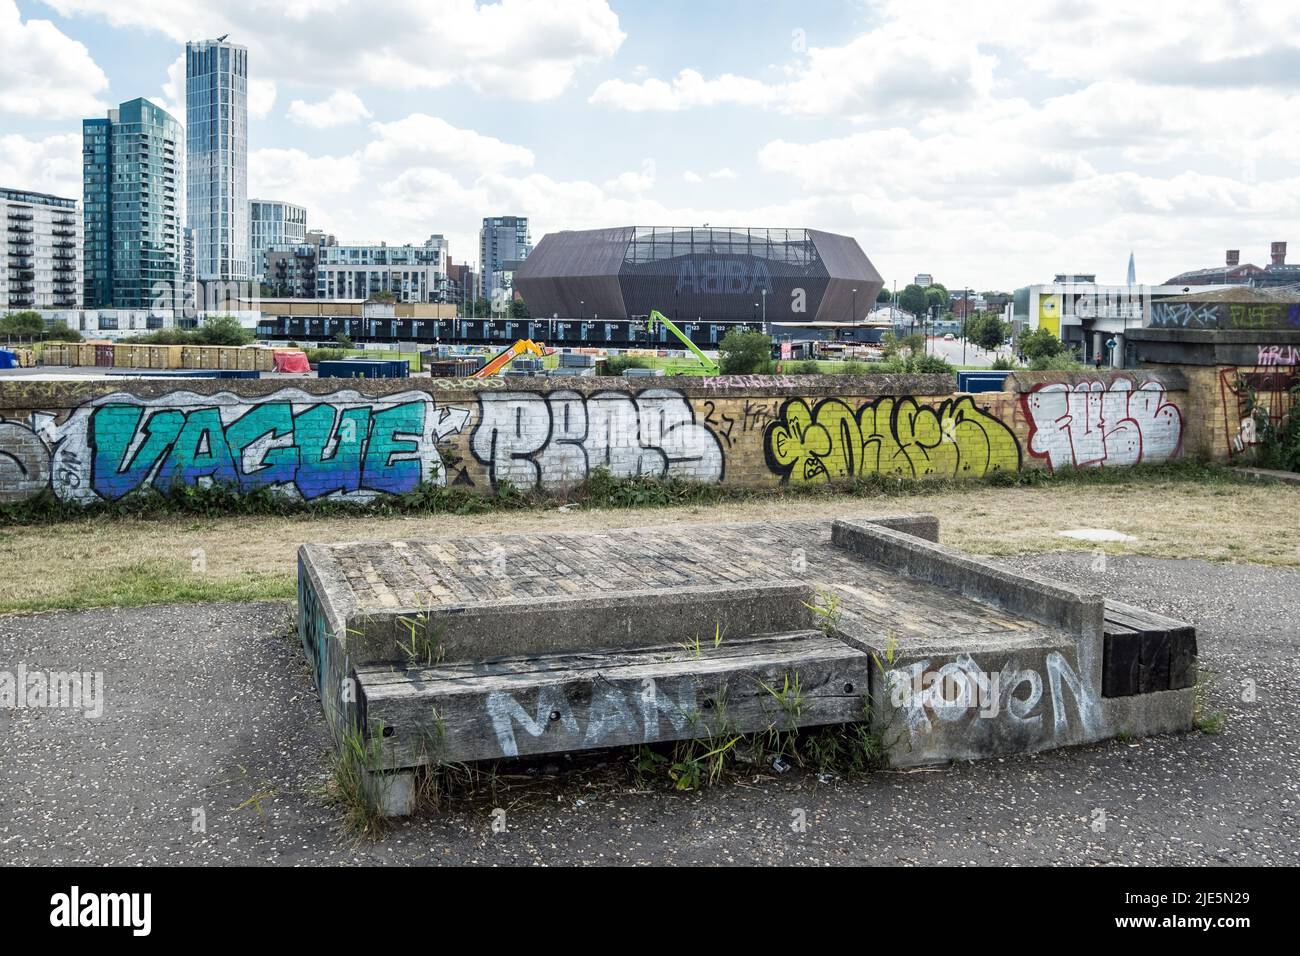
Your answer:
[897,283,928,319]
[196,314,254,346]
[718,329,772,374]
[924,285,949,314]
[876,287,892,303]
[1018,327,1063,363]
[509,298,530,320]
[333,331,353,349]
[967,312,1007,352]
[370,290,397,304]
[0,311,46,335]
[46,321,82,342]
[925,283,950,306]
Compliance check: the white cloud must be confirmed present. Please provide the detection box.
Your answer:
[249,77,277,120]
[45,0,624,100]
[288,90,371,128]
[362,114,534,171]
[590,69,775,112]
[0,133,83,198]
[0,0,108,119]
[248,147,362,230]
[591,24,995,120]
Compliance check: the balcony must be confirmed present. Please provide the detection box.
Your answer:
[8,223,34,234]
[10,283,34,294]
[53,297,79,307]
[7,210,33,221]
[52,228,76,238]
[53,263,76,273]
[52,251,76,261]
[9,235,34,247]
[10,269,35,281]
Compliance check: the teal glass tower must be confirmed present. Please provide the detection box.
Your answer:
[82,98,184,309]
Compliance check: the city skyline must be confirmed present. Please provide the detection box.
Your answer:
[2,1,1300,288]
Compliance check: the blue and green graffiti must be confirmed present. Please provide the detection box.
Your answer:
[50,388,471,503]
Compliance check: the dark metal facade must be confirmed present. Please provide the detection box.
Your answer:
[514,226,883,323]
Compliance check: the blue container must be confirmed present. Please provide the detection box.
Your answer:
[318,359,410,379]
[956,370,1010,394]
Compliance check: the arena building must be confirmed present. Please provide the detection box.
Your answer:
[513,226,883,325]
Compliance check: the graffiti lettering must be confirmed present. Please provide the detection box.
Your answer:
[885,651,1098,745]
[1150,302,1219,330]
[470,388,724,489]
[486,677,699,757]
[1022,378,1183,471]
[0,388,470,505]
[764,395,1020,482]
[1258,344,1300,366]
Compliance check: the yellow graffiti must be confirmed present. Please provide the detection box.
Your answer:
[764,396,1020,483]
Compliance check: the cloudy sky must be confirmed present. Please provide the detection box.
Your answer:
[2,0,1298,289]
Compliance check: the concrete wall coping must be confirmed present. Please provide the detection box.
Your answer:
[830,518,1105,637]
[1004,368,1188,392]
[0,373,964,410]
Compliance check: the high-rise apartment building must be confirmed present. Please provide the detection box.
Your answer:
[2,186,82,311]
[187,37,249,284]
[249,199,307,281]
[82,98,183,309]
[478,215,531,301]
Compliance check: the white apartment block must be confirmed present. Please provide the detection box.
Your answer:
[316,237,449,303]
[2,187,83,311]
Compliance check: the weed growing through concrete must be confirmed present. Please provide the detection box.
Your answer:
[325,721,391,841]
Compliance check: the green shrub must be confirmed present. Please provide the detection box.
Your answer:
[718,330,773,374]
[603,355,648,376]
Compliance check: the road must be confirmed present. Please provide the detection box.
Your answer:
[1,553,1296,865]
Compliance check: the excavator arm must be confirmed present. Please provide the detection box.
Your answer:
[646,310,719,374]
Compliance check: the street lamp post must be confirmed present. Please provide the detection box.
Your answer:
[852,288,857,326]
[761,287,768,336]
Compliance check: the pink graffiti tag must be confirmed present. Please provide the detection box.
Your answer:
[1257,345,1300,366]
[1022,378,1184,471]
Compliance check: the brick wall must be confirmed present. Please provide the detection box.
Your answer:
[0,369,1194,508]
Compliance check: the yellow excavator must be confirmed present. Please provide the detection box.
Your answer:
[472,339,545,378]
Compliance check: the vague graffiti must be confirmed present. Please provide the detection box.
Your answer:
[1022,378,1183,471]
[1258,344,1300,367]
[471,388,724,489]
[1219,367,1299,456]
[0,388,470,505]
[764,395,1019,483]
[1150,301,1219,330]
[885,651,1099,746]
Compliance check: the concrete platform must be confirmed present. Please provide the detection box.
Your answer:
[297,514,1198,810]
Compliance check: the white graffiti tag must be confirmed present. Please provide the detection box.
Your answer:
[1023,378,1183,471]
[471,389,725,489]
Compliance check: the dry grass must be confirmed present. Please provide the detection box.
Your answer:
[0,479,1294,614]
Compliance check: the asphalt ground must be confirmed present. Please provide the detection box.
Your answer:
[1,553,1296,865]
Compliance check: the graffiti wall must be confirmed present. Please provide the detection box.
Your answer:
[764,395,1019,482]
[1151,300,1300,331]
[0,387,470,506]
[1020,376,1184,471]
[0,371,1198,509]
